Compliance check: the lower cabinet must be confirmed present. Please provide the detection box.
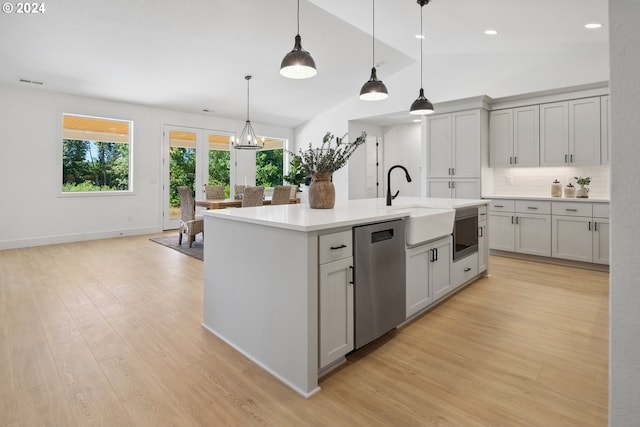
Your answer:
[451,252,479,289]
[478,216,488,273]
[319,257,354,369]
[318,230,354,370]
[551,215,610,264]
[406,236,452,317]
[489,200,551,257]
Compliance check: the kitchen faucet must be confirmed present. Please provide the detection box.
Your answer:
[386,165,412,206]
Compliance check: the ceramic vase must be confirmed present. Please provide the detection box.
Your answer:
[308,172,335,209]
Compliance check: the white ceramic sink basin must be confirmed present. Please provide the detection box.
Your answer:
[389,205,455,245]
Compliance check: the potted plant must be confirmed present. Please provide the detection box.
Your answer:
[283,154,308,190]
[291,131,367,208]
[574,176,591,198]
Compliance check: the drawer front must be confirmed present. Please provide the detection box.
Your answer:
[489,200,515,212]
[552,202,593,217]
[593,203,610,218]
[515,200,551,215]
[452,252,479,289]
[319,230,353,264]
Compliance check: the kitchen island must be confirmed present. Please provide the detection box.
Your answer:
[202,197,488,397]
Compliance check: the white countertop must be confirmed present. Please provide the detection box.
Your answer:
[484,194,609,203]
[203,196,488,232]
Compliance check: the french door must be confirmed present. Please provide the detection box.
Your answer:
[163,125,245,230]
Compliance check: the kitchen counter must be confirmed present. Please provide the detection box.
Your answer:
[203,196,488,232]
[202,196,488,398]
[484,194,609,203]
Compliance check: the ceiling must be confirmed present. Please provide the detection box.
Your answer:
[0,0,608,128]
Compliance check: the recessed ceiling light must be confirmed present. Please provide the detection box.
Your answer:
[484,29,498,36]
[585,23,603,29]
[415,34,425,39]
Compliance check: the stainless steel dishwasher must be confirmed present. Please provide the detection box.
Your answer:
[353,219,406,349]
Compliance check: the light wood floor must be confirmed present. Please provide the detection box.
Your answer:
[0,233,609,426]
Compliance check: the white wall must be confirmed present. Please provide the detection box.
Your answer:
[0,85,293,249]
[347,120,383,200]
[609,0,640,424]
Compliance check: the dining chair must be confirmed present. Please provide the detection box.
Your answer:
[271,185,292,205]
[241,186,265,207]
[205,184,225,200]
[177,186,204,248]
[234,184,246,200]
[289,185,299,199]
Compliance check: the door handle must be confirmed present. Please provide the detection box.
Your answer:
[330,244,347,250]
[434,248,438,262]
[594,222,598,231]
[509,156,513,165]
[588,221,592,231]
[464,267,472,272]
[511,216,514,224]
[570,154,574,163]
[451,168,455,175]
[515,216,519,225]
[514,156,517,165]
[565,154,568,163]
[349,266,354,285]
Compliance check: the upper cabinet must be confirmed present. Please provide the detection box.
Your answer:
[490,105,540,168]
[540,97,602,166]
[427,110,482,178]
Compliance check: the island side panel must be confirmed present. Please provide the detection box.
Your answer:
[202,215,319,397]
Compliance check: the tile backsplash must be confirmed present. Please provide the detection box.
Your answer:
[489,165,610,199]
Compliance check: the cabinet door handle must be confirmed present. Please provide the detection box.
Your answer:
[511,216,514,224]
[330,244,347,250]
[451,168,455,175]
[447,181,451,189]
[448,167,452,175]
[349,265,354,285]
[515,216,519,225]
[464,267,472,272]
[588,221,592,231]
[509,156,513,165]
[527,206,538,210]
[594,222,598,231]
[434,248,438,262]
[565,154,568,163]
[566,208,578,212]
[451,181,455,189]
[514,156,517,165]
[478,226,483,237]
[494,204,504,208]
[570,154,574,163]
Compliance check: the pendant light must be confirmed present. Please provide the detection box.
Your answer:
[360,0,388,101]
[280,0,317,79]
[232,75,264,150]
[409,0,434,115]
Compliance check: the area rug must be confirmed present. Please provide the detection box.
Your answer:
[150,235,203,261]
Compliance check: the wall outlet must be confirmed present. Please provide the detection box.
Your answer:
[506,176,513,185]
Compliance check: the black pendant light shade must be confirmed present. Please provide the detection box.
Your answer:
[280,35,317,79]
[232,75,264,150]
[410,0,434,115]
[409,88,434,115]
[360,0,388,101]
[360,67,389,101]
[280,0,317,79]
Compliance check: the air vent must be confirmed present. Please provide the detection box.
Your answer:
[19,78,44,85]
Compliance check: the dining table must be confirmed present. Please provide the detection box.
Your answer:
[196,197,300,210]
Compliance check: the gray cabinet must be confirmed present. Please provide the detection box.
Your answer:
[406,236,452,317]
[540,97,601,166]
[490,105,540,168]
[551,202,610,265]
[318,231,354,369]
[489,199,551,257]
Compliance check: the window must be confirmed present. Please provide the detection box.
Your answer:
[62,114,133,193]
[256,137,285,187]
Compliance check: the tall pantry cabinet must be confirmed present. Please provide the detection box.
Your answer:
[425,99,489,199]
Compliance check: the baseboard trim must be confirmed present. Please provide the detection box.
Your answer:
[0,226,162,250]
[490,250,609,272]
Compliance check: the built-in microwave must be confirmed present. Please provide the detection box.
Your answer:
[453,207,478,261]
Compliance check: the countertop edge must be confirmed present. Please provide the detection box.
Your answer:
[483,195,610,203]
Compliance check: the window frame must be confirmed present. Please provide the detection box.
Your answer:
[59,113,134,196]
